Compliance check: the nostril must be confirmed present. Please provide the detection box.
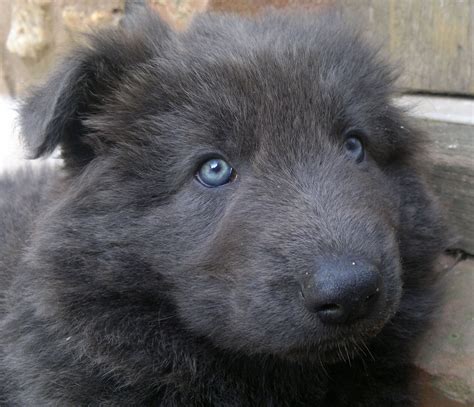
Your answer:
[315,303,346,324]
[301,258,383,324]
[317,303,341,313]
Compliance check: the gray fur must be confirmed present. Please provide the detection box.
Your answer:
[0,8,448,406]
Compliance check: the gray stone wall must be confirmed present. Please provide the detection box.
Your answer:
[0,0,208,96]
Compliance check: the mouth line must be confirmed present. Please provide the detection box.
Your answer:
[281,322,385,360]
[282,336,375,364]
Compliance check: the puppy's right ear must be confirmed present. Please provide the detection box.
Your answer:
[20,7,171,169]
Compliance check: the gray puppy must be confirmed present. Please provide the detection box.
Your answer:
[0,7,447,406]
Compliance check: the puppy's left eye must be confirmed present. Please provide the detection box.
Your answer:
[196,158,236,187]
[344,136,365,163]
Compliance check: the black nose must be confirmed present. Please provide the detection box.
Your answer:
[301,258,382,324]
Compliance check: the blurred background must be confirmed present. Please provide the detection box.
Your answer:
[0,1,472,406]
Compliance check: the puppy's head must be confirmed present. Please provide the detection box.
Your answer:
[21,9,446,362]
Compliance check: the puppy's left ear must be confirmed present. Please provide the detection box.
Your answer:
[20,6,171,169]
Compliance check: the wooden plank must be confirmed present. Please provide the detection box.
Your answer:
[209,0,329,14]
[397,95,474,126]
[210,0,474,95]
[416,259,474,404]
[339,0,473,96]
[421,119,474,254]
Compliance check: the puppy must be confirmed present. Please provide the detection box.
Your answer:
[0,7,448,406]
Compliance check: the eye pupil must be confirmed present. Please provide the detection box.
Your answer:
[196,158,235,187]
[346,139,357,151]
[344,136,365,163]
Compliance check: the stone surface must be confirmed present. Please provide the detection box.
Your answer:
[1,0,127,96]
[6,0,51,59]
[416,259,474,405]
[149,0,208,29]
[62,5,123,32]
[0,0,212,96]
[0,0,12,94]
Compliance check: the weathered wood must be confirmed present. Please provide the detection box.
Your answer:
[2,0,472,96]
[416,259,474,404]
[396,95,474,254]
[337,0,474,96]
[420,119,474,254]
[397,95,474,126]
[209,0,334,15]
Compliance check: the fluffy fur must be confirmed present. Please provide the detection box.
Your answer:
[0,7,448,406]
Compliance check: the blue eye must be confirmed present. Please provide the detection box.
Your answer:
[344,136,365,163]
[196,158,235,187]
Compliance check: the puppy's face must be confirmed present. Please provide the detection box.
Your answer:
[22,11,440,362]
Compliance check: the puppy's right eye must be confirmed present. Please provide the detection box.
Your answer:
[344,135,365,163]
[196,158,236,187]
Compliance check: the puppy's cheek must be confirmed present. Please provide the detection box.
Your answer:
[170,271,283,351]
[173,276,232,336]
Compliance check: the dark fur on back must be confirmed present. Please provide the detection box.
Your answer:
[0,8,447,406]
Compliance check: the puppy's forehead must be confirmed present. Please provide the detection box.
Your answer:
[166,20,390,157]
[111,13,396,165]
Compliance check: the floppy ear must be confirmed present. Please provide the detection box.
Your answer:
[20,5,171,169]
